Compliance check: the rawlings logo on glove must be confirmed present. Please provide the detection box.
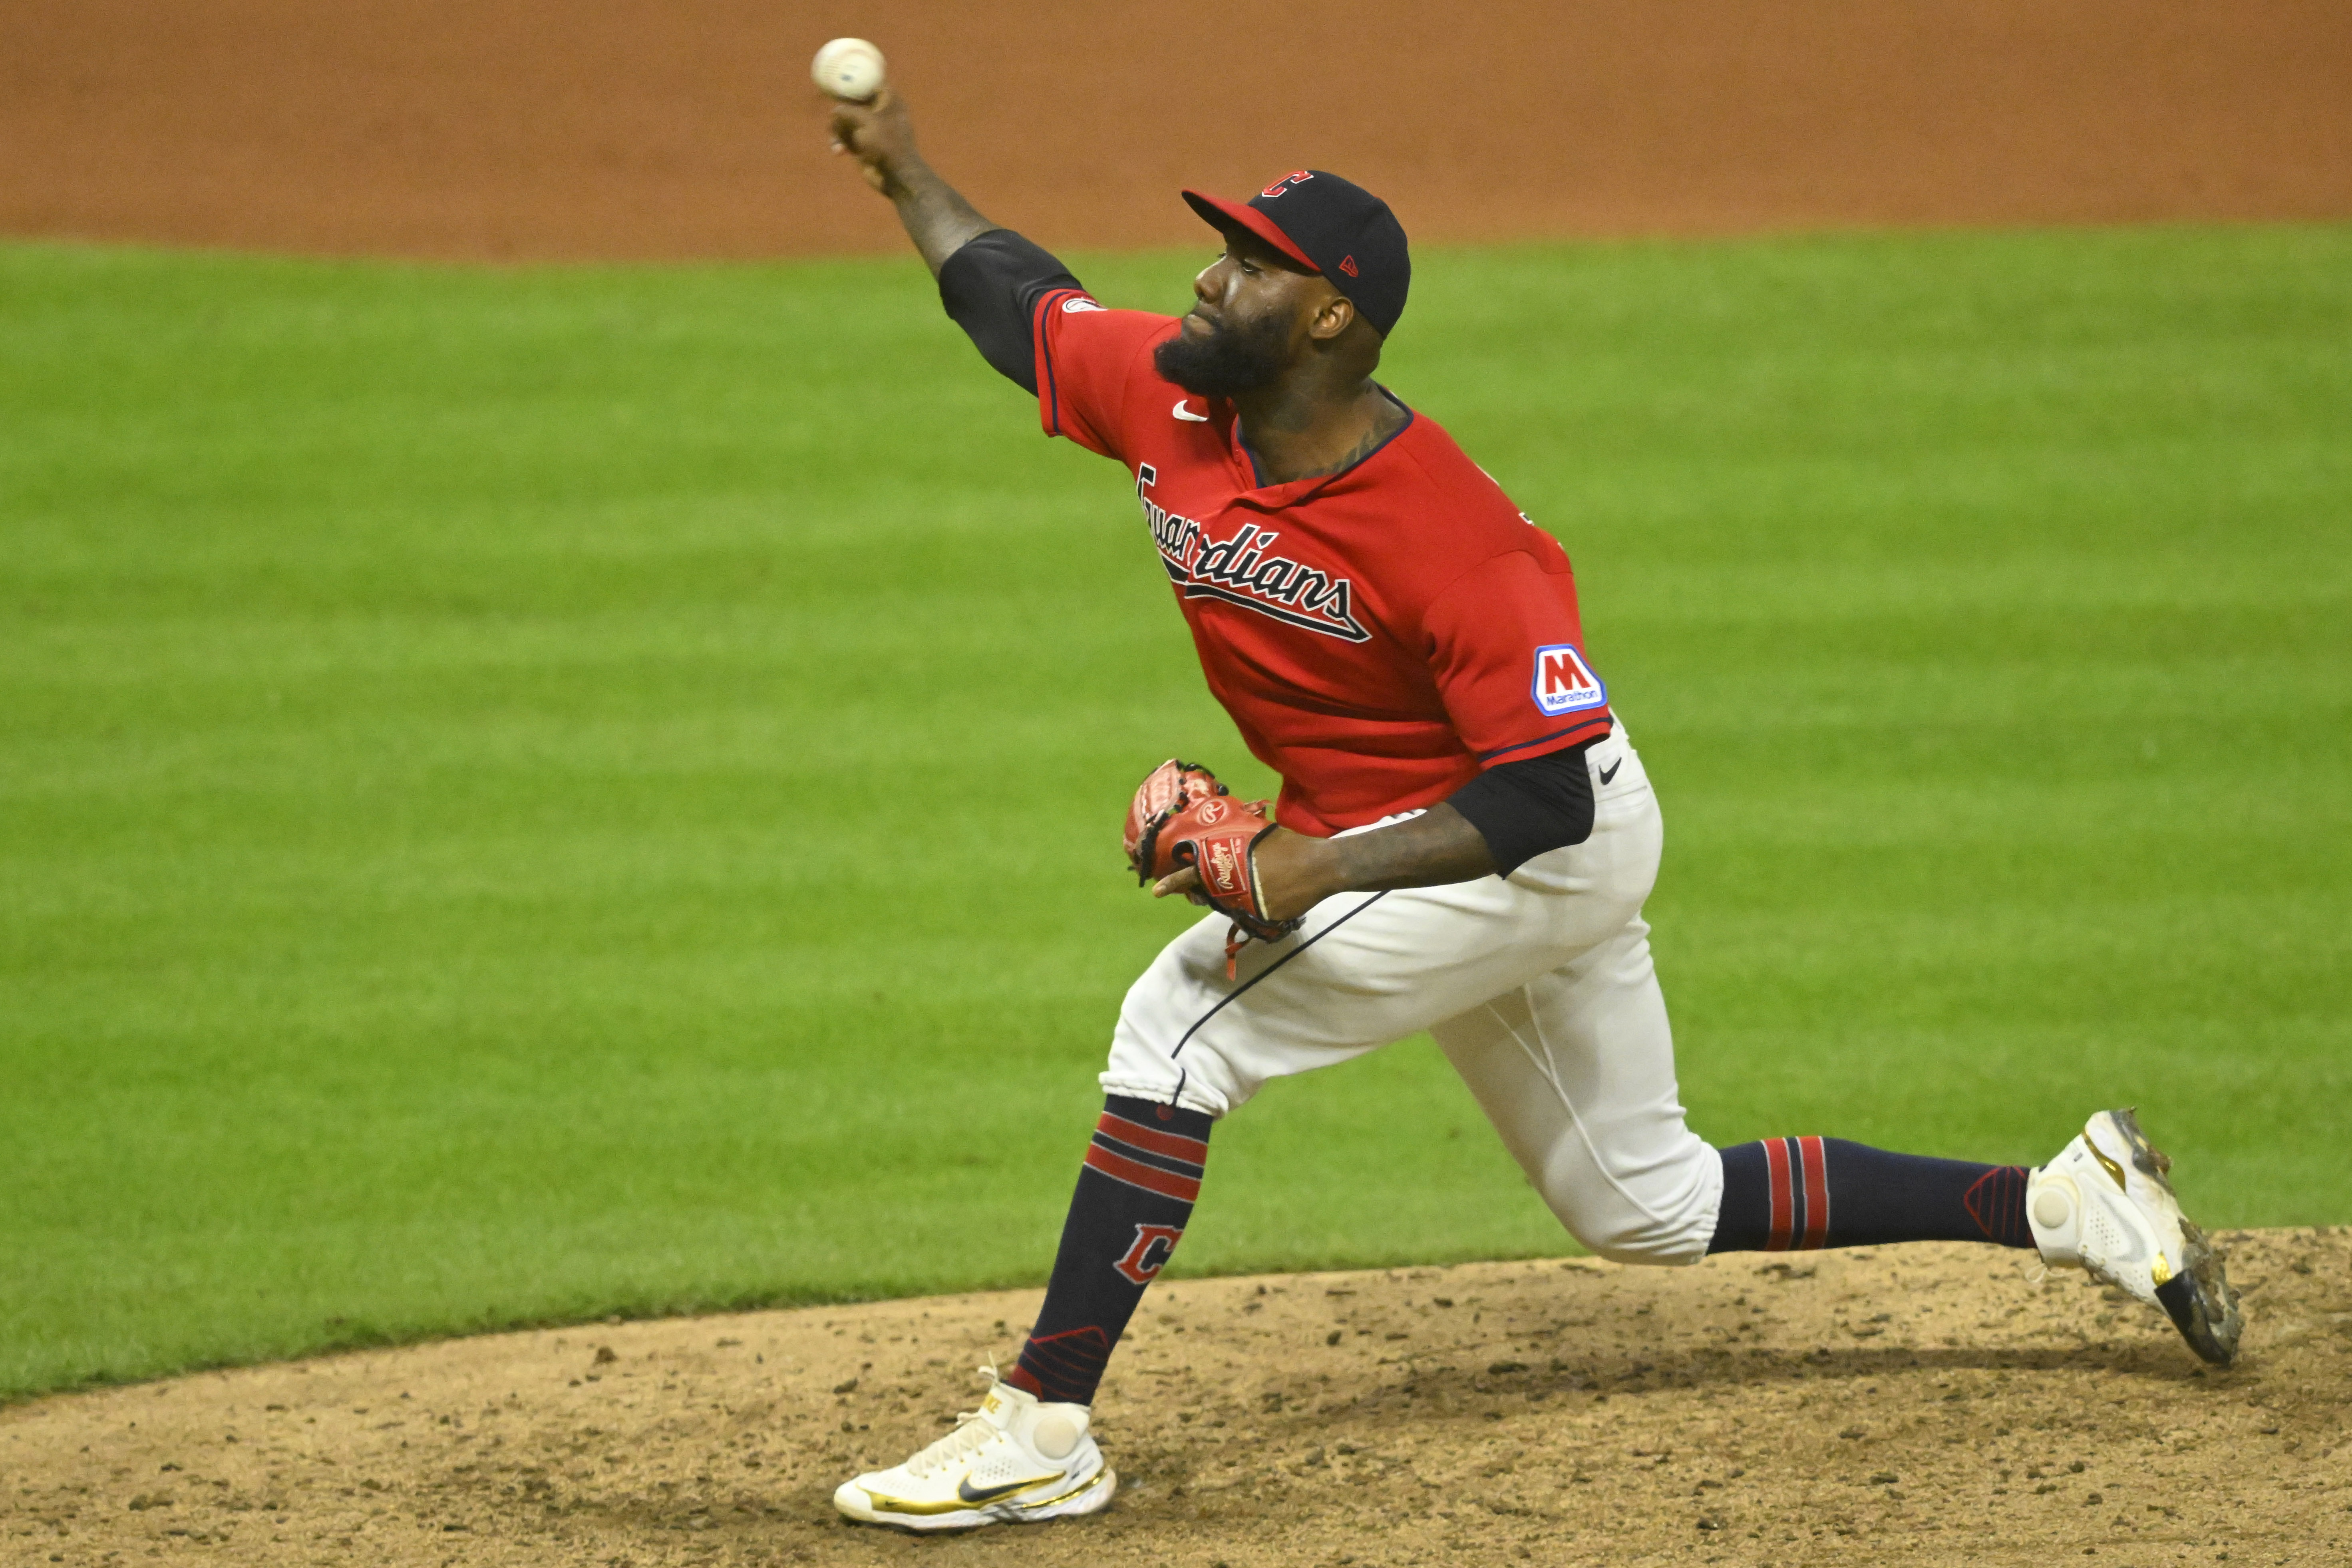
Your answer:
[1123,759,1226,878]
[1124,759,1300,967]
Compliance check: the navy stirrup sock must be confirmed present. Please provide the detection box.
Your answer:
[1707,1137,2033,1253]
[1007,1095,1212,1406]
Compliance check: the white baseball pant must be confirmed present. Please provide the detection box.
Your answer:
[1101,727,1722,1265]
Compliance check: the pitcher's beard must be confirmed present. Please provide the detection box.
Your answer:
[1154,312,1288,398]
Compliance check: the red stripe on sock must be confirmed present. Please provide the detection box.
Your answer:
[1020,1326,1111,1376]
[1083,1144,1201,1203]
[1014,1326,1112,1406]
[1798,1135,1830,1250]
[1763,1137,1793,1251]
[1964,1166,2030,1248]
[1097,1111,1208,1166]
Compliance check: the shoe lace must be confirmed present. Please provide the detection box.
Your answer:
[903,1365,1005,1479]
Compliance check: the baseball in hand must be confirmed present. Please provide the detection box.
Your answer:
[811,38,886,101]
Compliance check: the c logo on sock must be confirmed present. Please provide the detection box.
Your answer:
[1112,1223,1185,1286]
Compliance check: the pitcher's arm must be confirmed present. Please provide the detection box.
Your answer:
[829,91,1083,393]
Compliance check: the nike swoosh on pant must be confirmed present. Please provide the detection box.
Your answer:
[1599,761,1622,785]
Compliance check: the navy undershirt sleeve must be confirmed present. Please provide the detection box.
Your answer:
[1445,742,1596,877]
[937,229,1085,396]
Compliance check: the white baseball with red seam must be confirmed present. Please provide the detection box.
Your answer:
[811,38,886,101]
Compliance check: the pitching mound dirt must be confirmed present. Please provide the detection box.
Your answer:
[6,1230,2346,1566]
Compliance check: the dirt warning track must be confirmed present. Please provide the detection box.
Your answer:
[5,1,2351,260]
[5,1230,2346,1566]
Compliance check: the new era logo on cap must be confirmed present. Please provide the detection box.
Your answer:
[1180,171,1412,336]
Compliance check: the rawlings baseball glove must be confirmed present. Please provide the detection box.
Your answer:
[1123,759,1300,954]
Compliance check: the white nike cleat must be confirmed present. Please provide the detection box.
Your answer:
[2026,1108,2243,1365]
[832,1369,1115,1532]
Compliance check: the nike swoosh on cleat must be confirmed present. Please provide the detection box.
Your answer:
[1173,400,1209,422]
[1598,760,1621,785]
[956,1476,1062,1505]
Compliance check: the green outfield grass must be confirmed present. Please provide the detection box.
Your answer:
[2,227,2346,1402]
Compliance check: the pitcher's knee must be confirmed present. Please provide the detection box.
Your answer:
[1537,1137,1721,1266]
[1564,1208,1710,1266]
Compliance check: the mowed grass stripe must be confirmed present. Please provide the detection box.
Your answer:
[0,228,2345,1400]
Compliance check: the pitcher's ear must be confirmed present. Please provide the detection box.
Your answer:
[1309,292,1357,342]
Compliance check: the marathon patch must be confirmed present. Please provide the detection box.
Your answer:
[1531,644,1606,716]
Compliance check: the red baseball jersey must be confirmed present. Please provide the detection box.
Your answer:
[1034,291,1614,838]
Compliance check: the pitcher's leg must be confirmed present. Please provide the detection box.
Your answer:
[1432,915,1721,1264]
[1008,1095,1212,1405]
[1708,1138,2033,1252]
[1103,873,1642,1119]
[1433,918,2052,1264]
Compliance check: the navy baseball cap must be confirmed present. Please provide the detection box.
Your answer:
[1182,170,1411,336]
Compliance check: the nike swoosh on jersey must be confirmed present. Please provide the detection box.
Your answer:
[1599,760,1622,785]
[1172,400,1209,422]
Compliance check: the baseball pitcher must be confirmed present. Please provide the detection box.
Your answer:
[820,87,2241,1531]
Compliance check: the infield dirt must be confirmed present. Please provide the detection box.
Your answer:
[7,1229,2346,1567]
[6,0,2351,259]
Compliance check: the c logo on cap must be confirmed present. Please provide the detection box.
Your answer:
[1259,171,1314,199]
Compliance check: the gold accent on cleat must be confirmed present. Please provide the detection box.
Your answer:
[1020,1468,1113,1510]
[2151,1254,2173,1286]
[861,1468,1103,1519]
[2086,1136,2130,1193]
[857,1492,981,1518]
